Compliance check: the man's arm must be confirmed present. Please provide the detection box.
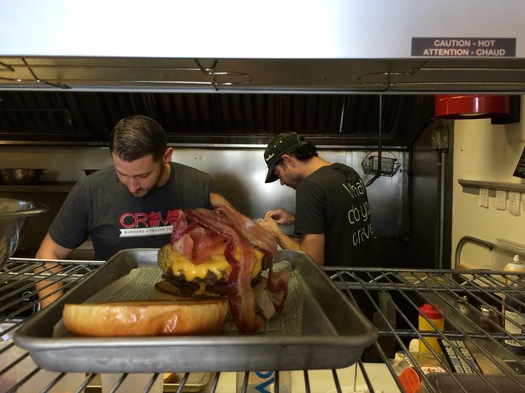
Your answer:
[299,233,325,266]
[258,218,325,266]
[34,234,74,308]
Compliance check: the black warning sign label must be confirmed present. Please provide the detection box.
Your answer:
[412,37,516,57]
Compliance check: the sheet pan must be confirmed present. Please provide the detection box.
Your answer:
[14,249,377,373]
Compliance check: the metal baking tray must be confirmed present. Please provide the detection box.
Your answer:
[14,249,377,373]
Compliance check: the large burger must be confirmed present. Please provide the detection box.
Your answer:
[157,193,289,334]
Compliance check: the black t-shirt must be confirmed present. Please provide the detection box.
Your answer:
[293,163,374,267]
[48,162,216,260]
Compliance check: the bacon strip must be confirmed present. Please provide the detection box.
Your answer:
[185,207,263,334]
[210,193,277,269]
[169,193,288,334]
[265,268,291,313]
[211,193,288,313]
[170,210,188,246]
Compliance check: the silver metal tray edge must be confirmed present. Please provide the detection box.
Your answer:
[14,249,378,373]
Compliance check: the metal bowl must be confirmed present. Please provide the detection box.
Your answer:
[0,169,45,185]
[0,198,48,269]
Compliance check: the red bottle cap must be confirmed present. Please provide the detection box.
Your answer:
[419,303,443,319]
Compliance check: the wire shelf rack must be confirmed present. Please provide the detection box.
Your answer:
[1,259,525,392]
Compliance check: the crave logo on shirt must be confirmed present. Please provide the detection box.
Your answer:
[342,179,373,246]
[118,209,181,238]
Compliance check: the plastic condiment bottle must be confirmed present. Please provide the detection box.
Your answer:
[503,282,525,355]
[418,303,444,353]
[503,255,525,284]
[502,255,525,355]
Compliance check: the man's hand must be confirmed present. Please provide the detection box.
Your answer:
[257,217,301,253]
[263,209,295,226]
[257,217,283,239]
[35,234,73,308]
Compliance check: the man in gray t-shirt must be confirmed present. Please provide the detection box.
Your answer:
[35,115,216,307]
[49,162,215,261]
[258,132,374,268]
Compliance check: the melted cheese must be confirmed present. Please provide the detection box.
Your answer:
[251,249,264,279]
[169,252,231,282]
[165,246,265,295]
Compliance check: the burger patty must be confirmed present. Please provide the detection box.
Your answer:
[165,268,229,287]
[164,268,264,298]
[165,278,230,297]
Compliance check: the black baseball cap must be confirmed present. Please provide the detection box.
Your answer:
[264,132,305,183]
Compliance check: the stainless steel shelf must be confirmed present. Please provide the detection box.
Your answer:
[1,259,525,392]
[459,179,525,195]
[0,182,76,193]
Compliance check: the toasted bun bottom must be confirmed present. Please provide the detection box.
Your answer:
[63,300,228,337]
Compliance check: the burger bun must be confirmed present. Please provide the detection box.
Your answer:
[63,299,229,337]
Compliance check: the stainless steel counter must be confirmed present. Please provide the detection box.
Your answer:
[1,258,524,392]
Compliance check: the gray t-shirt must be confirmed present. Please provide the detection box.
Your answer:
[294,163,374,267]
[48,162,216,260]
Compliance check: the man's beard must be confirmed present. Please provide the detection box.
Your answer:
[132,163,165,198]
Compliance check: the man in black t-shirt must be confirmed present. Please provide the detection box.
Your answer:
[258,132,374,268]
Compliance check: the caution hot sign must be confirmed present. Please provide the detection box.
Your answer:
[412,37,516,57]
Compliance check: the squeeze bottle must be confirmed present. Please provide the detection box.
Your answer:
[503,255,525,284]
[503,282,525,355]
[502,255,525,355]
[418,303,444,353]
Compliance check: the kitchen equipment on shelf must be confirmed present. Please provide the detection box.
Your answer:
[477,304,502,333]
[361,152,401,177]
[0,198,48,269]
[418,303,445,353]
[490,238,525,271]
[0,169,45,185]
[502,282,525,355]
[503,255,525,282]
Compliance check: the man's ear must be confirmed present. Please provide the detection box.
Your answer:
[163,147,174,163]
[282,154,294,166]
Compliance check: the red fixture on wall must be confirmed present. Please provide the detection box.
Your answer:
[435,95,511,119]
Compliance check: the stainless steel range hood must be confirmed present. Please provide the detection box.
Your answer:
[0,91,436,147]
[1,57,525,93]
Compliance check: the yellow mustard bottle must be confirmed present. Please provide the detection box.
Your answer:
[418,303,444,353]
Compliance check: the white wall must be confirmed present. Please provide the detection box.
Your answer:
[452,98,525,269]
